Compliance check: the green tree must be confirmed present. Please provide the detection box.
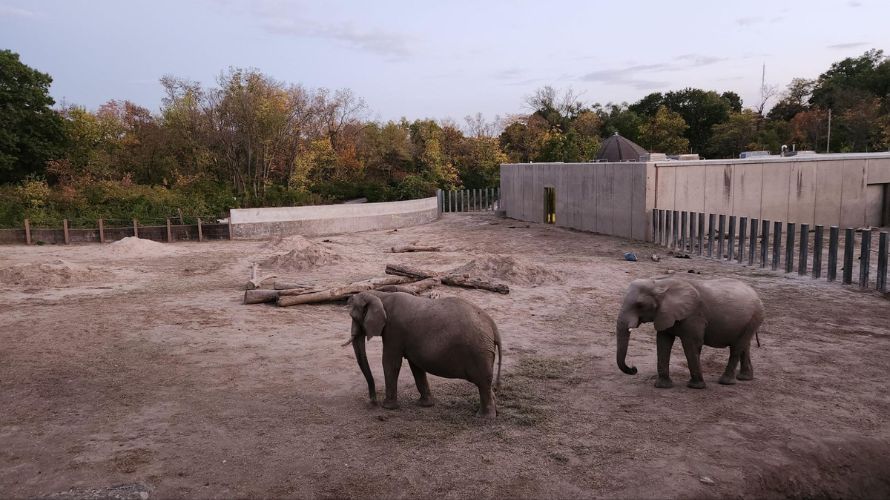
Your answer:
[0,50,66,183]
[637,106,689,154]
[661,88,732,154]
[709,110,762,158]
[768,78,815,121]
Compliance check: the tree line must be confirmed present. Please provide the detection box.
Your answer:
[1,48,889,227]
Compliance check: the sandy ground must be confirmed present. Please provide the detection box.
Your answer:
[1,214,889,499]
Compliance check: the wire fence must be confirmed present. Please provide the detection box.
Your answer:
[1,214,230,245]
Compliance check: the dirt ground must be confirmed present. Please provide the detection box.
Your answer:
[2,214,889,499]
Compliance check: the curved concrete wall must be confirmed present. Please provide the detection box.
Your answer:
[229,197,439,239]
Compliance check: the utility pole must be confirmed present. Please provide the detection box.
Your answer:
[826,109,832,153]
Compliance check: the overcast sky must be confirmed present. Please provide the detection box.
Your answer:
[2,0,887,123]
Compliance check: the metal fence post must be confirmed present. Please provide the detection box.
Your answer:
[843,228,854,284]
[877,232,888,292]
[671,210,680,250]
[748,218,758,266]
[798,223,809,275]
[717,215,726,260]
[785,222,795,273]
[707,214,716,257]
[812,225,823,278]
[737,217,747,263]
[760,220,770,268]
[727,216,736,261]
[827,226,839,281]
[859,229,872,288]
[772,221,782,271]
[696,212,705,255]
[680,211,687,252]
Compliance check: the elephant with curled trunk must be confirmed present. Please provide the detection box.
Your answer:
[345,291,502,417]
[616,277,764,389]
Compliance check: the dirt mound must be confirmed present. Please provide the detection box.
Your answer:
[0,260,110,287]
[260,236,340,271]
[107,236,180,257]
[451,255,560,285]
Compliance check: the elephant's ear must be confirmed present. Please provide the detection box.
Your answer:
[653,280,699,331]
[360,293,387,339]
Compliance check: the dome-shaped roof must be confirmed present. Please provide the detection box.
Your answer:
[596,132,648,162]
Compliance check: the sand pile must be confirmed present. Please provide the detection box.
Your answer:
[260,235,340,271]
[106,237,180,257]
[451,255,561,286]
[0,260,110,287]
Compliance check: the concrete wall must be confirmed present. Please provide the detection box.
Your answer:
[229,197,440,239]
[653,153,890,228]
[500,162,652,240]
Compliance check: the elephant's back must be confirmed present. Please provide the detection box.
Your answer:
[698,278,764,325]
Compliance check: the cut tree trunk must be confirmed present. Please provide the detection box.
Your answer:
[277,276,415,307]
[273,281,314,290]
[377,277,441,295]
[441,274,510,294]
[384,264,438,280]
[389,245,441,253]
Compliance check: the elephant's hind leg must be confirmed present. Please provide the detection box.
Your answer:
[718,345,741,385]
[408,359,435,407]
[738,348,754,380]
[475,381,497,419]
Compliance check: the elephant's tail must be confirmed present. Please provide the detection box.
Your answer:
[755,329,761,347]
[495,338,502,391]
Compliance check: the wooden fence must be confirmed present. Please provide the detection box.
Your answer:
[437,188,500,213]
[0,216,231,245]
[651,209,889,293]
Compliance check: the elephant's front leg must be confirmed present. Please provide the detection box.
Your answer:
[655,331,675,388]
[381,347,403,410]
[408,359,435,407]
[679,335,706,389]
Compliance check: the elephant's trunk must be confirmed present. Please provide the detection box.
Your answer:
[350,321,377,404]
[616,318,638,375]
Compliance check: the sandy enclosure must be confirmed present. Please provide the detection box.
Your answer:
[1,215,889,498]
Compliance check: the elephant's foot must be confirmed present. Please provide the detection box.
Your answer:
[654,377,674,389]
[417,396,436,407]
[381,399,400,410]
[718,374,737,385]
[737,371,754,381]
[475,408,497,419]
[687,379,707,389]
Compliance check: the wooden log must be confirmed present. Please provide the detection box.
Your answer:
[244,289,281,304]
[384,263,438,279]
[377,277,441,295]
[389,245,441,253]
[441,275,510,294]
[277,275,414,307]
[273,281,315,290]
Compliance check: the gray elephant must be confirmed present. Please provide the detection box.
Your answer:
[345,291,502,417]
[616,277,764,389]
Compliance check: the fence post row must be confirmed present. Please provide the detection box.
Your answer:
[650,212,890,292]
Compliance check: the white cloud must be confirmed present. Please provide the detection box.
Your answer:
[0,5,36,18]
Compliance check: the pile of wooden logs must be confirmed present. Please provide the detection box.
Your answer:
[244,263,509,306]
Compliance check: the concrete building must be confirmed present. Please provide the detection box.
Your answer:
[500,153,890,241]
